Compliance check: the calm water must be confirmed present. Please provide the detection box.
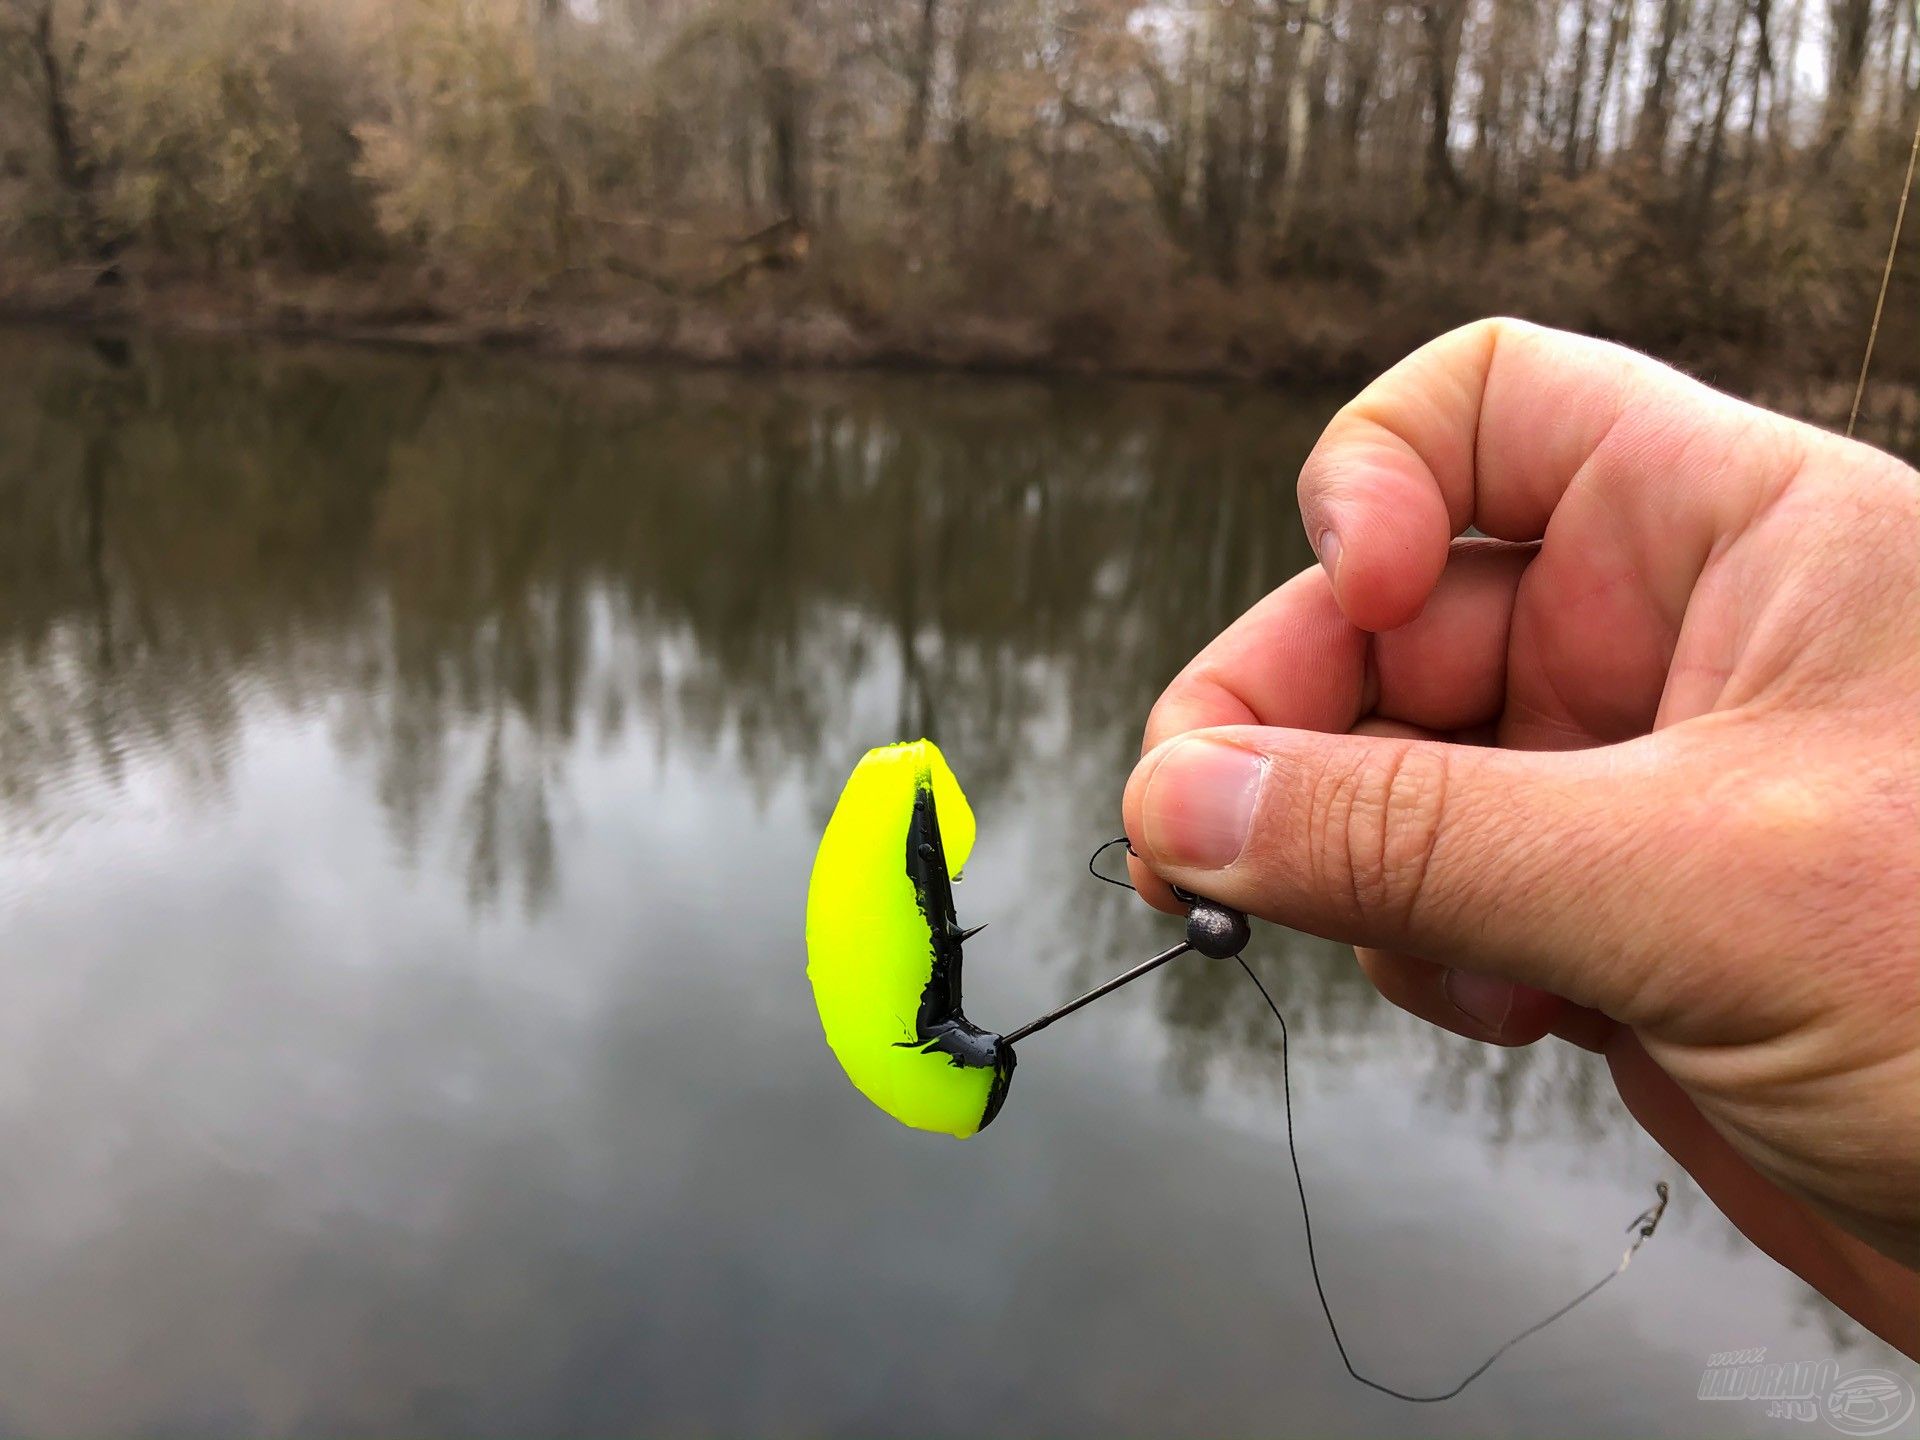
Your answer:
[0,330,1905,1438]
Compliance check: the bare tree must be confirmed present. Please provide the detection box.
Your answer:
[8,0,116,270]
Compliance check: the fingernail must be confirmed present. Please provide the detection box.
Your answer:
[1444,968,1514,1033]
[1140,739,1265,870]
[1317,528,1343,580]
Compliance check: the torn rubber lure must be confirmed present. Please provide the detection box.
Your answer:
[805,738,1244,1138]
[806,739,1012,1138]
[806,738,1671,1402]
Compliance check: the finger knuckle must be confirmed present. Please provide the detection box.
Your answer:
[1315,742,1451,925]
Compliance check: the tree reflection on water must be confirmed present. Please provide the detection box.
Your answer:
[0,330,1635,1142]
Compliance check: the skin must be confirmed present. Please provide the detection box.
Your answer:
[1120,319,1920,1357]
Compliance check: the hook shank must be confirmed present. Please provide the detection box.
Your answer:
[1002,940,1193,1045]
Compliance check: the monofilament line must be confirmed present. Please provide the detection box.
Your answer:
[1076,832,1669,1398]
[1847,97,1920,439]
[1232,952,1670,1402]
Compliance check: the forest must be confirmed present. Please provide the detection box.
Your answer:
[2,0,1918,408]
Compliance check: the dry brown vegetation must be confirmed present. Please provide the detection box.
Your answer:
[1,0,1918,404]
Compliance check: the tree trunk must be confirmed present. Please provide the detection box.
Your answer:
[1273,0,1327,240]
[27,0,115,270]
[902,0,938,160]
[1693,0,1748,215]
[1814,0,1871,160]
[1584,0,1632,172]
[1634,0,1687,164]
[1337,0,1381,183]
[765,61,806,222]
[1421,0,1467,201]
[1562,0,1593,178]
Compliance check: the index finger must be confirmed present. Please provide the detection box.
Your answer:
[1125,567,1364,910]
[1122,547,1526,906]
[1298,317,1805,632]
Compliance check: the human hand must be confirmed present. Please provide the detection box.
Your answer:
[1122,319,1920,1355]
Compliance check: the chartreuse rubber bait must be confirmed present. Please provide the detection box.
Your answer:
[806,739,1014,1138]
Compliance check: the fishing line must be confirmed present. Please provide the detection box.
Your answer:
[1087,834,1141,891]
[1080,835,1671,1402]
[1847,91,1920,439]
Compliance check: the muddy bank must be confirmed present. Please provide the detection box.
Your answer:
[5,266,1915,452]
[0,266,1376,384]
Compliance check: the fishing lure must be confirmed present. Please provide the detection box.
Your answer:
[806,739,1669,1400]
[805,739,1011,1138]
[805,739,1246,1137]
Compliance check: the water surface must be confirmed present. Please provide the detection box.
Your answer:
[0,331,1903,1437]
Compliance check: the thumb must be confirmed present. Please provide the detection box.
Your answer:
[1123,725,1732,1033]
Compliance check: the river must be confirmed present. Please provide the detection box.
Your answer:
[0,330,1903,1437]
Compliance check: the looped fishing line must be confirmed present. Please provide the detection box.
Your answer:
[1087,834,1140,890]
[1083,835,1671,1402]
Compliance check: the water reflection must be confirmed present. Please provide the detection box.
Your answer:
[0,332,1315,940]
[0,331,1903,1437]
[0,332,1552,1116]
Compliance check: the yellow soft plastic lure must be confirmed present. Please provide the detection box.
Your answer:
[806,739,1015,1138]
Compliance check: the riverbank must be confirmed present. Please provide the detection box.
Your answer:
[0,262,1389,384]
[6,262,1916,452]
